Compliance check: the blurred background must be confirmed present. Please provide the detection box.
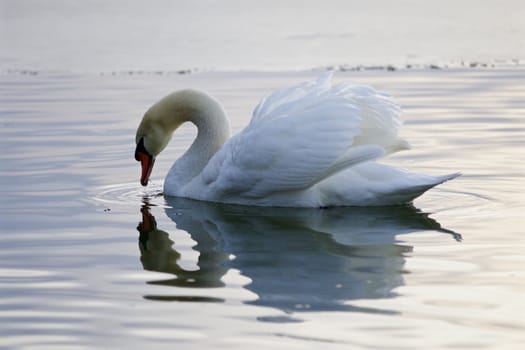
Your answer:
[1,0,523,73]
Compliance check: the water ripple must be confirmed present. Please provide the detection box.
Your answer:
[90,182,166,208]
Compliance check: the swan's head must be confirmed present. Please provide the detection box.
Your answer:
[135,92,186,186]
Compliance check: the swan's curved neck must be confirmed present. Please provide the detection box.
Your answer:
[183,106,230,170]
[162,90,231,186]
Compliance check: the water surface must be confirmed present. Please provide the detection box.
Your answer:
[1,69,524,349]
[2,0,523,72]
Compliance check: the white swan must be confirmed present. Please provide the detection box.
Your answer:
[135,72,459,207]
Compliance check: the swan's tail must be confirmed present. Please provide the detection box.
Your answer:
[434,172,462,184]
[393,172,461,204]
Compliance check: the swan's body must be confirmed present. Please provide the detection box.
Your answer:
[135,72,458,207]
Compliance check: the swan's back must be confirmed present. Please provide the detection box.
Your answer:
[251,72,408,153]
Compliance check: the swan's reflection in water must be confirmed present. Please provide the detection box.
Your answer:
[137,198,461,313]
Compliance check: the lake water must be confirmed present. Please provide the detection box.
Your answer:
[2,0,524,72]
[2,69,524,349]
[2,1,525,349]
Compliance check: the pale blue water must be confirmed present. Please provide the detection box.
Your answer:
[1,1,525,349]
[2,68,524,350]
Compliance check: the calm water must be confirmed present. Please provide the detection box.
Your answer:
[2,1,525,348]
[1,69,524,349]
[2,0,524,72]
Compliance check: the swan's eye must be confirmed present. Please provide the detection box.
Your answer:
[135,137,149,161]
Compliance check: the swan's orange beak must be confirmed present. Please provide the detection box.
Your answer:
[135,138,155,186]
[137,152,155,186]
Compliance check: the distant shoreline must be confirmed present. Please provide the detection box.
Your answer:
[2,59,523,77]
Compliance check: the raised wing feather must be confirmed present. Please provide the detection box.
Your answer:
[200,72,404,199]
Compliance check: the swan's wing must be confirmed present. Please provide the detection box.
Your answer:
[201,72,402,198]
[252,72,407,153]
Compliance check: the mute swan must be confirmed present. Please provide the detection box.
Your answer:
[135,72,459,207]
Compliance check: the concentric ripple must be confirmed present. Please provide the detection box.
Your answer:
[415,186,499,225]
[91,182,167,208]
